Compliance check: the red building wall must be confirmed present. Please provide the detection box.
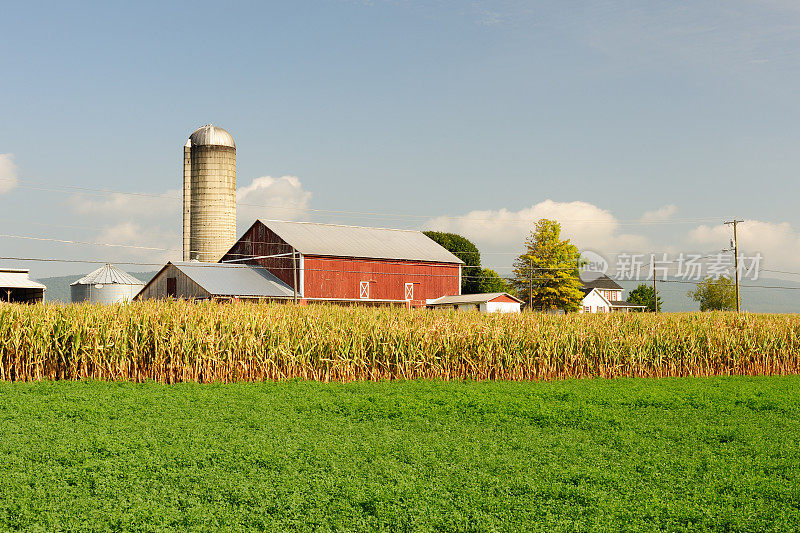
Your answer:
[221,221,461,304]
[302,255,459,304]
[221,222,298,291]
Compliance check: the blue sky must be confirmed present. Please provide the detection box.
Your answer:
[2,0,800,281]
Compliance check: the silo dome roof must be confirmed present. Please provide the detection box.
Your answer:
[188,124,235,148]
[70,264,144,286]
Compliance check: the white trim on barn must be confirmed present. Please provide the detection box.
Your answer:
[299,254,305,298]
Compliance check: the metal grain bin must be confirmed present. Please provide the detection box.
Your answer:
[70,264,144,304]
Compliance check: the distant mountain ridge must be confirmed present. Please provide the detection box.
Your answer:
[616,277,800,313]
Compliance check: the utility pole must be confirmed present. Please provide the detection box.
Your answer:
[653,274,657,314]
[725,220,743,312]
[650,255,661,313]
[528,256,533,312]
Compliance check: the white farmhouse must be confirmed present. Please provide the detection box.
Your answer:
[579,272,645,313]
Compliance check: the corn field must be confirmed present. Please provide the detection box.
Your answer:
[1,300,799,382]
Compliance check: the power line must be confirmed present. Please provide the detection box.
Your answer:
[0,176,731,226]
[641,277,800,290]
[0,255,539,282]
[761,268,800,277]
[4,256,800,291]
[3,229,727,263]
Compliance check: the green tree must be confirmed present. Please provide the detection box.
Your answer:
[423,231,482,294]
[477,268,515,294]
[512,219,584,312]
[689,276,738,311]
[627,284,662,312]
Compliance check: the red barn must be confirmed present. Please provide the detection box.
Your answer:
[221,220,463,306]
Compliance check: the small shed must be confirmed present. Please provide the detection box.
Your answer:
[427,292,522,313]
[70,264,144,304]
[0,268,46,303]
[136,261,295,301]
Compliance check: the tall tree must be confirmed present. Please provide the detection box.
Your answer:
[689,276,737,311]
[512,219,584,312]
[627,283,662,312]
[422,231,482,294]
[478,268,515,294]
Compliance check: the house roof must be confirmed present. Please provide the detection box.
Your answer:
[258,220,464,264]
[427,292,523,305]
[71,264,144,286]
[168,262,295,298]
[580,271,623,290]
[0,269,46,290]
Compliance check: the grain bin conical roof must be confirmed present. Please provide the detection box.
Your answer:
[70,264,144,286]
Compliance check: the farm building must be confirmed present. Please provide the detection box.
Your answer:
[579,272,645,313]
[71,264,144,304]
[221,220,463,306]
[0,268,46,303]
[136,261,294,301]
[427,292,522,313]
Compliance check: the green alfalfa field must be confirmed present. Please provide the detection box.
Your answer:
[1,377,798,531]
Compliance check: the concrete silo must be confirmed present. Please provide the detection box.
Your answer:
[70,264,145,304]
[183,124,237,262]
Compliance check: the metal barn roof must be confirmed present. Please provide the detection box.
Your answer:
[259,220,464,264]
[188,124,235,148]
[171,262,294,298]
[71,264,144,286]
[0,269,46,290]
[428,292,523,305]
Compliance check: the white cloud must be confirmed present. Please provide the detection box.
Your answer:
[236,176,312,226]
[67,190,179,219]
[63,175,313,266]
[94,222,178,265]
[66,175,313,227]
[688,219,800,270]
[0,154,19,195]
[424,199,650,262]
[640,204,678,223]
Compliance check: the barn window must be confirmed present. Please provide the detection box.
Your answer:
[167,277,177,297]
[359,281,369,299]
[584,306,591,313]
[404,283,414,300]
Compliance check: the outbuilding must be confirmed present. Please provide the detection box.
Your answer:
[427,292,522,313]
[222,220,463,306]
[71,264,144,304]
[136,261,295,301]
[0,268,46,303]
